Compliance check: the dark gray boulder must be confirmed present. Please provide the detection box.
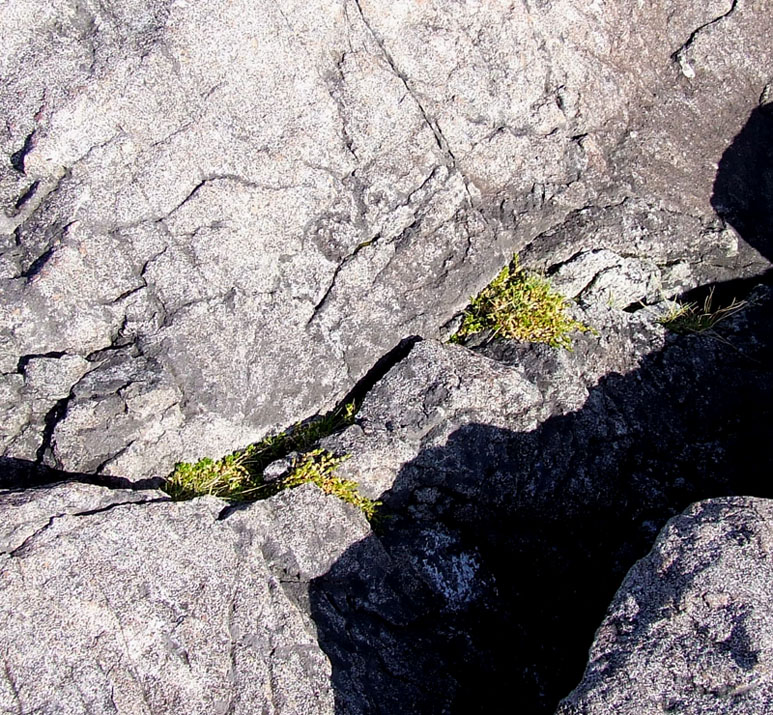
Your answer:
[558,497,773,715]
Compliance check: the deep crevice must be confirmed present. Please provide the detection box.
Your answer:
[339,335,421,410]
[14,180,39,210]
[0,456,165,492]
[216,336,421,521]
[20,244,58,281]
[35,397,70,467]
[676,269,773,309]
[10,132,35,173]
[310,283,773,714]
[4,335,420,499]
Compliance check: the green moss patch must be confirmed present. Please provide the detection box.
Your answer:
[451,256,592,349]
[163,402,380,520]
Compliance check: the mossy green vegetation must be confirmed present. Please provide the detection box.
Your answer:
[163,401,380,520]
[165,449,256,501]
[658,288,746,335]
[450,256,592,349]
[282,449,379,521]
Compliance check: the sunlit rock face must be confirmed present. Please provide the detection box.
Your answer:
[1,0,770,481]
[0,481,369,714]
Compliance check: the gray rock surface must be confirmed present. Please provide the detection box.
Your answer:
[2,286,772,713]
[2,1,773,713]
[0,480,157,555]
[323,302,668,499]
[0,480,370,714]
[1,0,771,480]
[311,285,773,712]
[558,498,773,715]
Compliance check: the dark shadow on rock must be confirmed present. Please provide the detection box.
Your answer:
[0,456,163,491]
[668,102,773,309]
[307,105,773,713]
[712,103,773,262]
[310,287,773,713]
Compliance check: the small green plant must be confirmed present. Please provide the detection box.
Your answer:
[164,449,255,501]
[658,288,746,335]
[450,256,592,349]
[163,401,379,520]
[245,399,357,466]
[281,449,380,521]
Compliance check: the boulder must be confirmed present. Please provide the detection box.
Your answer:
[558,497,773,715]
[2,284,773,712]
[310,285,773,712]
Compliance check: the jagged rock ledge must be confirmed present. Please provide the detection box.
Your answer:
[3,284,773,711]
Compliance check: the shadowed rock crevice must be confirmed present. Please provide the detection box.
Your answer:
[0,456,164,492]
[9,132,35,174]
[310,281,773,713]
[305,99,773,705]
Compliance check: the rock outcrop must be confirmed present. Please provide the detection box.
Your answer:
[310,286,773,712]
[2,0,771,480]
[3,284,772,712]
[2,1,773,713]
[558,498,773,715]
[0,481,370,714]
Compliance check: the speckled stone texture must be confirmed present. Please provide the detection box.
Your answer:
[2,1,773,713]
[0,481,370,714]
[1,0,770,481]
[558,498,773,715]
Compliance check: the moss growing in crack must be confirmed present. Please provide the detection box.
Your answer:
[450,256,592,349]
[163,401,379,520]
[282,449,380,521]
[165,449,256,501]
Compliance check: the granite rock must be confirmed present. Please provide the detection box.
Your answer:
[1,1,773,712]
[314,286,773,712]
[0,481,369,714]
[1,0,770,480]
[2,286,772,712]
[558,498,773,715]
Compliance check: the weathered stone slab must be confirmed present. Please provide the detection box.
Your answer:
[2,1,770,480]
[0,481,369,714]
